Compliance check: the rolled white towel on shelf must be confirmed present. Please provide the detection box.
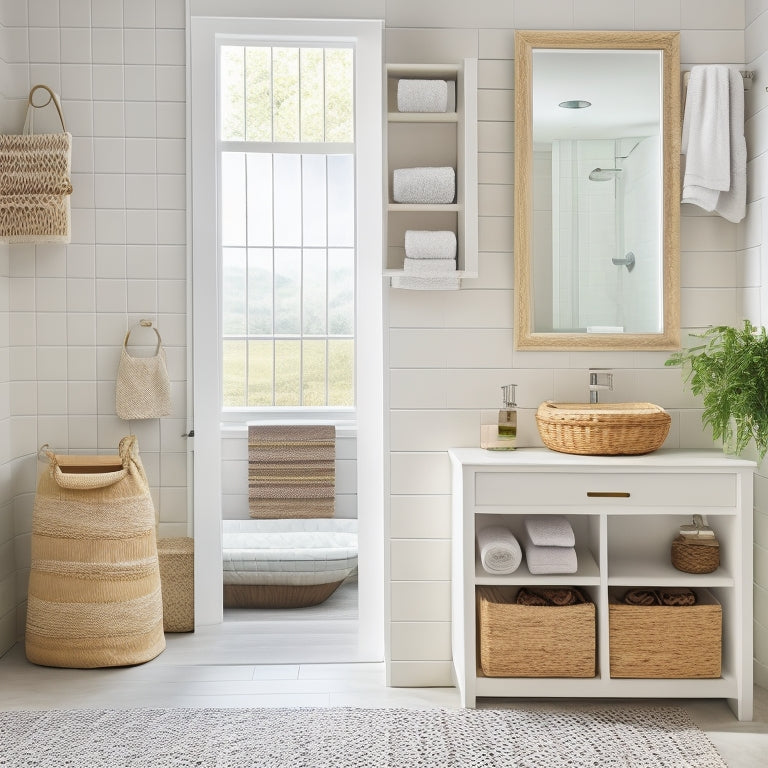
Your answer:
[390,274,460,291]
[523,515,575,548]
[397,79,452,113]
[403,257,457,276]
[477,525,523,575]
[404,230,457,260]
[393,167,455,204]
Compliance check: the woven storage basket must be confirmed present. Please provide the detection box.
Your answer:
[535,401,671,455]
[608,587,721,678]
[477,586,596,678]
[157,537,194,632]
[25,436,166,668]
[671,535,720,574]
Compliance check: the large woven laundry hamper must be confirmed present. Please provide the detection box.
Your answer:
[25,436,166,668]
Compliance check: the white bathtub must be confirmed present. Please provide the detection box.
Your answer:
[222,518,358,608]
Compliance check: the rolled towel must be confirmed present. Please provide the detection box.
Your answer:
[623,589,658,606]
[523,515,575,548]
[404,230,457,260]
[658,587,697,606]
[403,257,457,276]
[393,167,455,204]
[397,79,451,113]
[390,274,460,291]
[476,525,522,575]
[522,531,577,575]
[516,586,587,606]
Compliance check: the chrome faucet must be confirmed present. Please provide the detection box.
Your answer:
[589,369,614,403]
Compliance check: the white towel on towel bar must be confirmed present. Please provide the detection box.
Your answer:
[404,230,457,260]
[393,167,455,204]
[682,65,746,223]
[476,525,523,575]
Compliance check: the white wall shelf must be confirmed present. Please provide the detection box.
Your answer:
[383,59,478,280]
[449,448,755,721]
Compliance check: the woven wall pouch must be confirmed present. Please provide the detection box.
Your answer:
[671,514,720,574]
[0,84,73,244]
[115,320,171,420]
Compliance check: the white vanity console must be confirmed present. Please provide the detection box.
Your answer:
[449,448,755,720]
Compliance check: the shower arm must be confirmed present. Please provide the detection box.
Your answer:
[612,251,635,272]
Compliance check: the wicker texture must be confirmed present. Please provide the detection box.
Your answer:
[157,537,194,632]
[223,581,344,609]
[0,86,72,244]
[609,588,721,678]
[115,323,172,420]
[671,535,720,574]
[25,436,165,668]
[477,586,596,677]
[536,401,671,455]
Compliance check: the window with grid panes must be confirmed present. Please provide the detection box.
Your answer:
[218,44,355,409]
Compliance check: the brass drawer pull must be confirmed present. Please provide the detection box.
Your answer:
[587,491,630,498]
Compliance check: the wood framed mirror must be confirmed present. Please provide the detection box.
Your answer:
[514,30,680,350]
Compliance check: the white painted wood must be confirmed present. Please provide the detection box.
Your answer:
[449,447,755,720]
[384,59,478,279]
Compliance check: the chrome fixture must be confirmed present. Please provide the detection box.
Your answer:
[588,167,622,181]
[612,251,636,272]
[588,369,614,404]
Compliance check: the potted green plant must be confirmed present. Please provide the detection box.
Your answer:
[665,321,768,460]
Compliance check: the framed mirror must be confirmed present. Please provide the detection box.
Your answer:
[514,30,680,350]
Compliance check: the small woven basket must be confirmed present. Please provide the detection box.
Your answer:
[536,401,671,455]
[477,586,596,678]
[671,535,720,574]
[157,537,194,632]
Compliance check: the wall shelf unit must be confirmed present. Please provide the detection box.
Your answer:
[383,60,478,281]
[449,448,755,721]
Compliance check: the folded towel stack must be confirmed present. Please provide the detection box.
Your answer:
[404,230,457,260]
[394,229,460,290]
[393,167,455,204]
[522,515,578,575]
[476,525,522,575]
[397,79,456,113]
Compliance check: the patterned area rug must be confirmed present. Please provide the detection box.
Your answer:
[0,705,727,767]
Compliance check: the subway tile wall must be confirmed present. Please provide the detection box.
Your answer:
[0,0,188,647]
[746,0,768,689]
[384,0,764,687]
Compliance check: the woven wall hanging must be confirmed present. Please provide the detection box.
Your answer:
[0,84,73,244]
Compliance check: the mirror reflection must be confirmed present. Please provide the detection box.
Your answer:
[533,49,662,334]
[514,31,680,350]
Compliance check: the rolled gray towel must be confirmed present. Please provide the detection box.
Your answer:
[523,515,575,548]
[404,230,457,260]
[476,525,523,575]
[397,79,449,112]
[393,167,455,204]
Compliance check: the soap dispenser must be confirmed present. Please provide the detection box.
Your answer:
[481,384,517,451]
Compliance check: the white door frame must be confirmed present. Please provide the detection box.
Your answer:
[188,15,384,660]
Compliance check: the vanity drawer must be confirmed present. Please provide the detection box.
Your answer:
[474,472,736,508]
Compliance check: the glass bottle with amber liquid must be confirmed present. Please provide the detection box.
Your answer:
[481,384,517,450]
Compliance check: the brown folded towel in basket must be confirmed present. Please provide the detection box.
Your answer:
[623,588,697,606]
[516,586,587,606]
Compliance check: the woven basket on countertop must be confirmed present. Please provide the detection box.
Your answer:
[535,401,671,455]
[477,586,596,678]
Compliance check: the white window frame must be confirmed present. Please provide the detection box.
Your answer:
[189,15,384,662]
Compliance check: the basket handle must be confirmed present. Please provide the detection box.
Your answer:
[23,84,67,134]
[46,435,139,489]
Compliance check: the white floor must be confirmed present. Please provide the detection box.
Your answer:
[2,589,767,767]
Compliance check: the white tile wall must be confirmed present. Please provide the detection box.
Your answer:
[746,3,768,690]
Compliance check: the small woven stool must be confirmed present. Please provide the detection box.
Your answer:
[157,537,194,632]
